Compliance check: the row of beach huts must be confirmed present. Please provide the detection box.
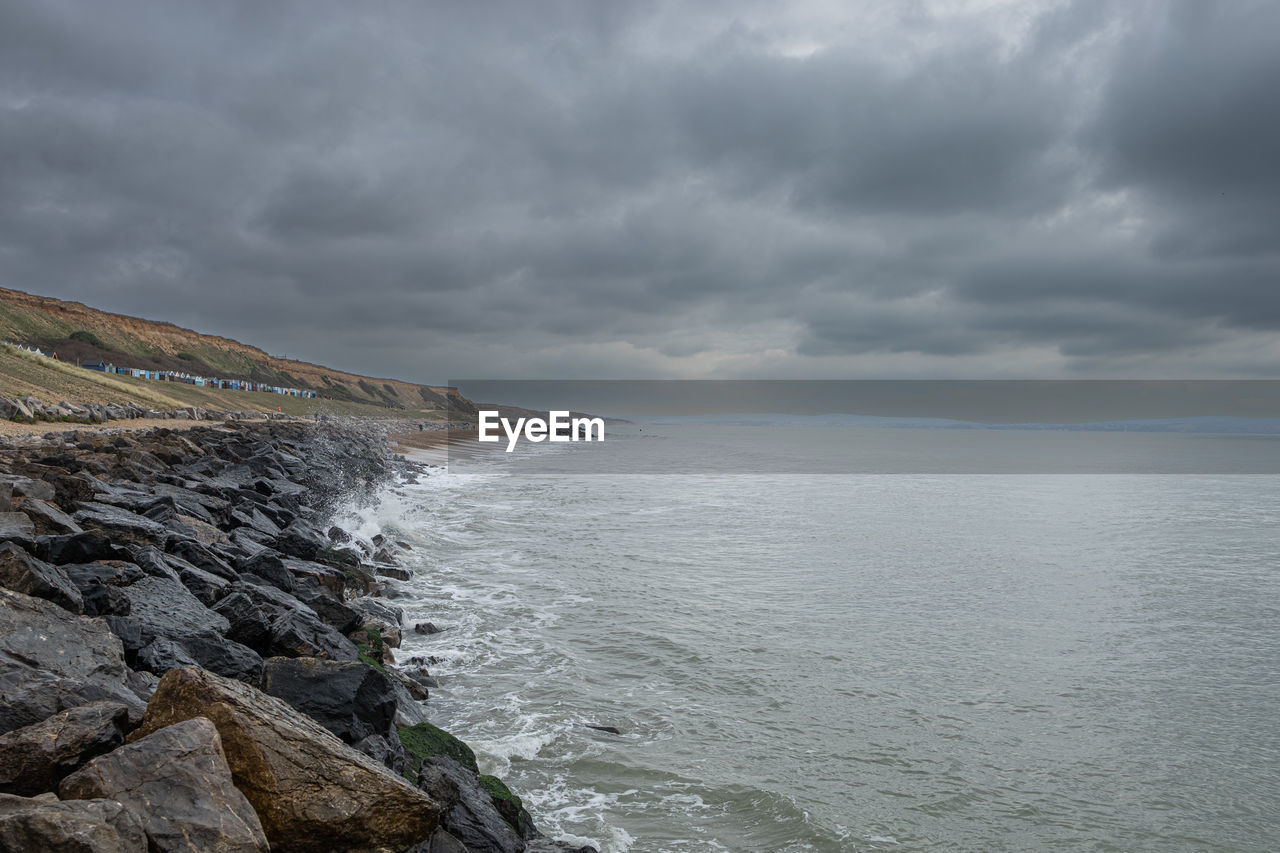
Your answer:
[80,358,318,398]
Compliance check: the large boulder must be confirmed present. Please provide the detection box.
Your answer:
[12,498,83,536]
[135,638,200,674]
[0,475,55,502]
[236,550,297,593]
[416,755,524,853]
[212,592,272,651]
[60,716,269,853]
[136,632,264,683]
[289,578,362,634]
[71,503,170,548]
[177,565,232,606]
[281,557,348,597]
[0,792,147,853]
[0,541,84,613]
[131,667,441,852]
[0,702,130,795]
[117,575,230,641]
[63,560,143,618]
[34,531,134,567]
[258,657,396,744]
[0,512,35,549]
[0,588,145,733]
[165,538,238,582]
[268,608,359,661]
[224,581,359,662]
[126,546,182,582]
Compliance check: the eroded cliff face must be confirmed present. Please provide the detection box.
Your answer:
[0,287,468,412]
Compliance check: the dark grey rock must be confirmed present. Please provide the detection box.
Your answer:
[352,733,408,774]
[178,565,232,606]
[0,512,35,548]
[235,550,298,593]
[0,541,83,614]
[290,577,362,634]
[0,791,148,853]
[0,588,144,733]
[140,632,263,683]
[0,701,130,795]
[267,608,360,661]
[124,668,160,702]
[272,524,326,561]
[12,498,82,536]
[34,532,133,566]
[2,476,56,502]
[117,576,230,641]
[134,637,201,675]
[62,560,146,589]
[125,546,182,582]
[165,538,238,581]
[418,755,524,853]
[376,565,413,581]
[71,503,169,548]
[212,592,272,652]
[231,507,281,538]
[259,657,396,744]
[282,557,349,596]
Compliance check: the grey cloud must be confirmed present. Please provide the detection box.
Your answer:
[0,1,1276,381]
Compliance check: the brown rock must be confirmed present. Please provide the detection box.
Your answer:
[132,667,441,852]
[61,716,268,853]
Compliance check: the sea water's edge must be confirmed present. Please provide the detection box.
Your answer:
[368,426,1280,853]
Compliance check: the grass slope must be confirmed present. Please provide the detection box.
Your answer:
[0,345,445,419]
[0,287,471,415]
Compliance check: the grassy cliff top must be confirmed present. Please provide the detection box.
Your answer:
[0,288,476,418]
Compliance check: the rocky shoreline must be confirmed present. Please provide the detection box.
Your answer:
[0,418,597,852]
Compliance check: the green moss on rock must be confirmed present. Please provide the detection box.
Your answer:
[479,775,537,837]
[397,721,478,775]
[350,626,387,675]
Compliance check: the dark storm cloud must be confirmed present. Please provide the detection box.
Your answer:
[0,0,1277,380]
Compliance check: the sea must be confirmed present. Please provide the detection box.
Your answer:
[335,425,1280,852]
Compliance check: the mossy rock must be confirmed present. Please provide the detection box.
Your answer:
[398,722,478,775]
[350,626,387,675]
[479,774,537,837]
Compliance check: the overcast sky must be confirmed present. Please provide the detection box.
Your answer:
[1,1,1277,382]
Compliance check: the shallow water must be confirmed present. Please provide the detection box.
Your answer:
[340,427,1280,851]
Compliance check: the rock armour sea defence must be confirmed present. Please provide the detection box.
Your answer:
[0,419,598,852]
[133,666,440,852]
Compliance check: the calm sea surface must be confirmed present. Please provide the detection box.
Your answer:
[338,426,1280,851]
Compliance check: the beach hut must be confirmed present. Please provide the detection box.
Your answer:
[81,359,109,372]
